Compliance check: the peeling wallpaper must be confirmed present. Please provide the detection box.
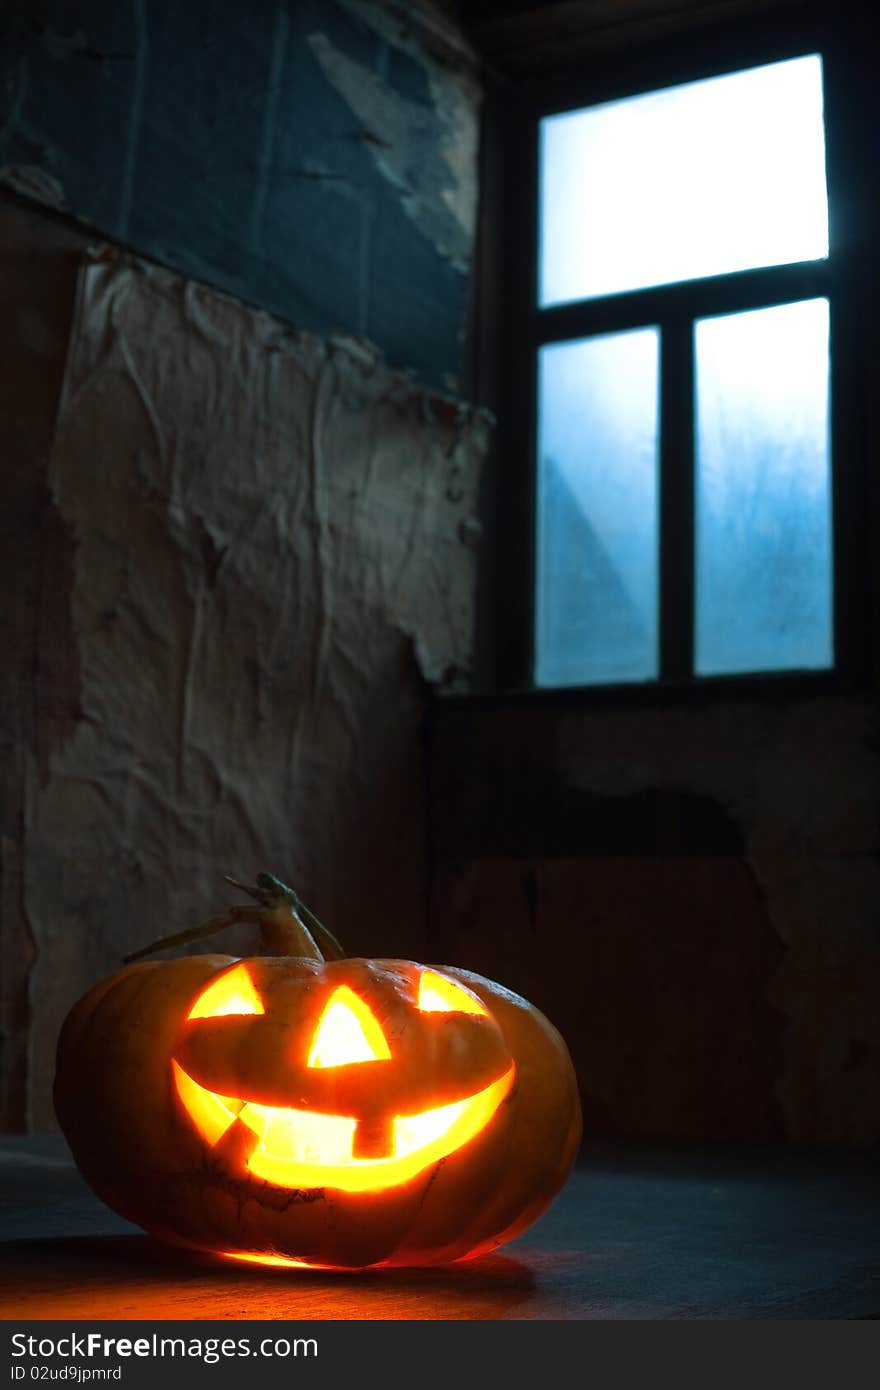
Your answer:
[0,0,480,391]
[16,247,489,1130]
[308,24,476,272]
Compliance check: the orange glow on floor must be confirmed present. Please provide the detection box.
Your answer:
[221,1250,318,1269]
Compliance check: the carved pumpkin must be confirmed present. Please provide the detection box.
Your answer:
[54,875,581,1269]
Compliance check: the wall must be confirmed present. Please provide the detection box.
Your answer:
[7,0,876,1153]
[0,197,488,1131]
[0,2,488,1132]
[0,0,479,393]
[421,0,880,1152]
[0,199,87,1131]
[428,689,880,1149]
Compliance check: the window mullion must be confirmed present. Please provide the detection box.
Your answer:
[659,315,695,682]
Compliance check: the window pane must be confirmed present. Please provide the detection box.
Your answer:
[536,329,659,687]
[695,298,832,677]
[539,55,828,306]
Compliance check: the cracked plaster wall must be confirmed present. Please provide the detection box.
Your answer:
[428,698,880,1148]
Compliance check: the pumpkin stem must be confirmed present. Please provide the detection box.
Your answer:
[122,873,346,964]
[122,907,265,963]
[233,873,346,962]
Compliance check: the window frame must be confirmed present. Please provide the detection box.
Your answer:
[485,1,873,707]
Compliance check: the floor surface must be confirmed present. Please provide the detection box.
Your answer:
[1,1135,878,1319]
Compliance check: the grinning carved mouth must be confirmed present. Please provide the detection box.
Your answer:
[172,1060,515,1193]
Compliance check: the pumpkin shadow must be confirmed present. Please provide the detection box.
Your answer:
[0,1232,538,1320]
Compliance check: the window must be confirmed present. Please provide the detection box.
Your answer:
[492,9,869,698]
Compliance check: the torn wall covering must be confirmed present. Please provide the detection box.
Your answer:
[19,251,490,1131]
[0,0,481,392]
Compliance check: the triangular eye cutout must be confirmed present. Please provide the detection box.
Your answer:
[307,986,392,1068]
[418,970,488,1016]
[187,964,266,1020]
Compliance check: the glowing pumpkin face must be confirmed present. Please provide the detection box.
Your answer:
[54,877,582,1269]
[172,959,516,1194]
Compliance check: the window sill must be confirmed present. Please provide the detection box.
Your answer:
[430,665,873,715]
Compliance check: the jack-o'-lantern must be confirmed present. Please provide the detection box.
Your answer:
[54,874,582,1269]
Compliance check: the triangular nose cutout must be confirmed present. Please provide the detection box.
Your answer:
[307,986,392,1068]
